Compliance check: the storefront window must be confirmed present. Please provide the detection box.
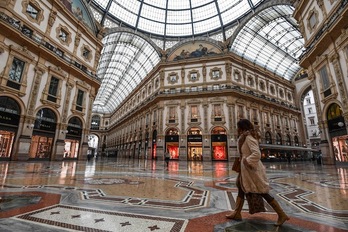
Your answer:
[211,127,227,160]
[332,135,348,162]
[29,135,53,158]
[0,131,14,158]
[64,139,79,158]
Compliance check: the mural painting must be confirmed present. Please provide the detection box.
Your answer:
[168,42,221,61]
[60,0,96,32]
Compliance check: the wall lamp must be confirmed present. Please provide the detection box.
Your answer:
[338,122,345,127]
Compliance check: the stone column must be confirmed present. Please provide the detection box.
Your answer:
[17,65,45,160]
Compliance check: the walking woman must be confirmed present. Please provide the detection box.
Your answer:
[226,119,289,226]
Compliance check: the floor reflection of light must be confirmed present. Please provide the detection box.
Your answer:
[0,162,9,186]
[213,162,229,178]
[85,160,96,178]
[338,168,347,195]
[59,161,77,184]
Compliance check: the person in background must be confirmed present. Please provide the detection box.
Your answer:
[226,119,290,226]
[164,149,170,167]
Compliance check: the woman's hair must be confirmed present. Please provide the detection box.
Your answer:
[237,119,260,140]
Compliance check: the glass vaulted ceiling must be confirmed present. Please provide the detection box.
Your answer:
[93,32,161,114]
[91,0,264,39]
[90,0,303,113]
[230,5,303,81]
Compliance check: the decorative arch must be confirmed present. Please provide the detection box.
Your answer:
[265,131,272,144]
[34,108,58,130]
[211,126,227,134]
[165,127,179,135]
[326,103,346,134]
[0,94,26,119]
[276,133,282,145]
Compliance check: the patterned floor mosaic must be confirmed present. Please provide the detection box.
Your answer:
[16,204,187,232]
[0,158,347,232]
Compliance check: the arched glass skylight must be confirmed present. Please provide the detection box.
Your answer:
[230,5,303,80]
[91,0,263,39]
[92,31,161,113]
[90,1,304,114]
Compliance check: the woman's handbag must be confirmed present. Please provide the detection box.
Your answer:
[246,193,266,214]
[232,157,241,173]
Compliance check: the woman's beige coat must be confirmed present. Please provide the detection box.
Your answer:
[238,135,270,194]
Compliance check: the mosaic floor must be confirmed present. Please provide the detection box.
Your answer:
[0,157,347,232]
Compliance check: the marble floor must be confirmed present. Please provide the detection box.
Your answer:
[0,157,347,232]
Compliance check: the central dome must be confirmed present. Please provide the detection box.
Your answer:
[92,0,263,37]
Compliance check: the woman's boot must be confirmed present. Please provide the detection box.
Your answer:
[269,199,290,226]
[226,196,244,220]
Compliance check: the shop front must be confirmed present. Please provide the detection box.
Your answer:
[165,128,179,160]
[29,108,57,160]
[187,127,202,161]
[327,104,347,164]
[64,117,82,159]
[0,96,20,160]
[211,127,228,161]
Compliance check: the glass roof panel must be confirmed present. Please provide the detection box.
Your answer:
[91,1,304,114]
[167,9,192,24]
[221,1,251,23]
[92,31,161,113]
[193,16,221,34]
[167,0,191,9]
[93,0,108,8]
[91,0,263,37]
[140,4,166,22]
[144,0,167,8]
[230,5,303,80]
[192,2,217,22]
[138,18,165,35]
[109,1,138,26]
[166,23,193,37]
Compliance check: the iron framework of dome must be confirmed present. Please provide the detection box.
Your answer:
[88,0,304,114]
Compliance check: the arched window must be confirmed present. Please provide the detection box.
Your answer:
[294,136,299,146]
[0,96,20,114]
[91,115,100,130]
[276,133,282,145]
[265,131,272,144]
[286,134,291,146]
[35,108,56,131]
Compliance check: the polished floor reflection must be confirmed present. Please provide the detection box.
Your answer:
[0,157,347,232]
